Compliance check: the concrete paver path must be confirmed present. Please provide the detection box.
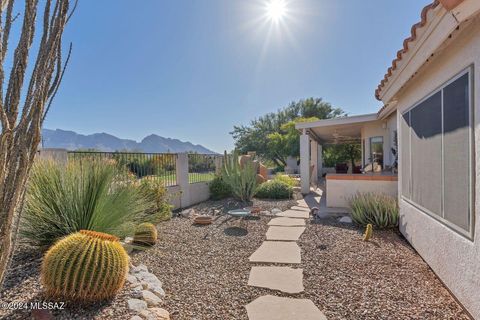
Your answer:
[268,217,306,227]
[290,206,311,212]
[246,295,327,320]
[249,241,301,264]
[248,267,304,294]
[275,210,309,219]
[266,226,305,241]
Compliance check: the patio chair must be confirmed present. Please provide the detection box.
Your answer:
[335,163,348,174]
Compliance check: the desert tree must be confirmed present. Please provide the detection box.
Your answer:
[0,0,76,286]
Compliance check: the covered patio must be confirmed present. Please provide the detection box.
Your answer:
[295,112,398,208]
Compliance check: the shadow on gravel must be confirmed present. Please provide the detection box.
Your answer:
[223,227,248,237]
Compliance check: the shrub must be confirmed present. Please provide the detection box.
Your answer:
[209,175,232,200]
[255,180,293,199]
[41,230,129,301]
[20,160,156,248]
[133,222,158,246]
[349,192,399,228]
[273,174,298,187]
[138,179,173,221]
[222,151,258,202]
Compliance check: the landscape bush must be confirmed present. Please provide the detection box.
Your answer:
[209,175,232,200]
[138,179,173,221]
[41,230,129,301]
[255,180,293,199]
[20,160,157,248]
[222,151,258,202]
[273,174,298,187]
[349,192,399,228]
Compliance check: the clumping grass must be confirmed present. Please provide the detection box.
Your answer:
[349,192,399,228]
[20,160,158,248]
[255,180,293,199]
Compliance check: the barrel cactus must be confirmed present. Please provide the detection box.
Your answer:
[41,230,129,301]
[363,224,373,241]
[133,222,158,246]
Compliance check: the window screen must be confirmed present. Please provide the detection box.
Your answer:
[401,70,472,236]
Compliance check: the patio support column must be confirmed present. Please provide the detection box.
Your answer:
[176,153,190,208]
[300,129,310,194]
[310,140,318,186]
[317,144,323,179]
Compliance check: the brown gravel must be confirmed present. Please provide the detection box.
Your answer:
[132,197,471,320]
[0,196,471,320]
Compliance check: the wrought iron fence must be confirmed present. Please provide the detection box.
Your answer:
[188,153,218,184]
[67,151,178,186]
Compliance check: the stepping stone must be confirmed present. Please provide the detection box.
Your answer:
[246,295,327,320]
[290,206,310,212]
[248,267,304,294]
[276,210,309,219]
[268,217,305,227]
[296,200,309,208]
[249,241,301,264]
[266,226,305,241]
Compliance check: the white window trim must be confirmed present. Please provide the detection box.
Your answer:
[400,65,475,240]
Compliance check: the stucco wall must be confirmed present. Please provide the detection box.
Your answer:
[396,17,480,318]
[326,179,397,208]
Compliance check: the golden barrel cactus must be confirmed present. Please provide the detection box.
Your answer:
[363,224,373,241]
[41,230,129,301]
[133,222,158,246]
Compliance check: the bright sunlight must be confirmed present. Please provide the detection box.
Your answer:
[265,0,287,22]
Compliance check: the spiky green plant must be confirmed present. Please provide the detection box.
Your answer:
[20,160,157,248]
[363,224,373,241]
[41,230,129,301]
[221,151,258,202]
[349,192,399,228]
[133,222,158,246]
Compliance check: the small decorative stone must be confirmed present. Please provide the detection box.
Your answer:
[127,274,138,285]
[179,208,195,218]
[142,290,162,306]
[148,307,170,320]
[127,298,147,312]
[132,264,148,273]
[130,316,143,320]
[271,208,282,214]
[150,285,166,298]
[339,216,353,224]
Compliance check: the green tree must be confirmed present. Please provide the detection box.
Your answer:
[231,98,344,166]
[323,143,362,170]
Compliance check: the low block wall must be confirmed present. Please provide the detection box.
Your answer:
[326,174,398,208]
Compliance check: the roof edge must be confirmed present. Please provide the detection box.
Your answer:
[295,113,378,130]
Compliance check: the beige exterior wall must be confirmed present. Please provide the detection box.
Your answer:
[326,179,397,208]
[395,17,480,318]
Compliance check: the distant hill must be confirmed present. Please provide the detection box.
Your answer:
[41,129,217,154]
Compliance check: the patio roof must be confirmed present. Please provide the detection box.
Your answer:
[295,113,378,144]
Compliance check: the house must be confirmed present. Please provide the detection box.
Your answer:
[296,0,480,317]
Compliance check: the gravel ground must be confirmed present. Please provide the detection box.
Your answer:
[132,197,471,320]
[0,245,137,320]
[0,195,471,320]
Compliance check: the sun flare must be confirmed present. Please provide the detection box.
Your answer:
[265,0,287,22]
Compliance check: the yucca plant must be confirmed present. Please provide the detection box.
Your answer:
[20,160,157,248]
[349,192,399,228]
[41,230,129,301]
[221,151,258,203]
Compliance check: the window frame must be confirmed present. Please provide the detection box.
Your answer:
[400,66,475,240]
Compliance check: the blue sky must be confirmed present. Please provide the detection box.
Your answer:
[43,0,432,153]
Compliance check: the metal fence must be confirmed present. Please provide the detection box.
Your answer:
[188,153,217,184]
[67,151,178,186]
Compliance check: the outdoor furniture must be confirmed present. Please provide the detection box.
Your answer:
[335,163,348,174]
[353,165,362,174]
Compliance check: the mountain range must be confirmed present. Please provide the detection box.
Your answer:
[41,129,217,154]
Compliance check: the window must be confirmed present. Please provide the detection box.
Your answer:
[369,136,384,169]
[401,69,473,237]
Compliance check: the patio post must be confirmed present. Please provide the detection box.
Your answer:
[310,140,318,185]
[317,144,323,179]
[176,153,190,208]
[300,129,310,194]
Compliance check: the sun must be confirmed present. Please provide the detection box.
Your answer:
[265,0,287,22]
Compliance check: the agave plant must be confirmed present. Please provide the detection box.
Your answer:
[349,192,399,228]
[20,160,157,248]
[221,151,258,203]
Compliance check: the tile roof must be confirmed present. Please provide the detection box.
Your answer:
[375,1,440,100]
